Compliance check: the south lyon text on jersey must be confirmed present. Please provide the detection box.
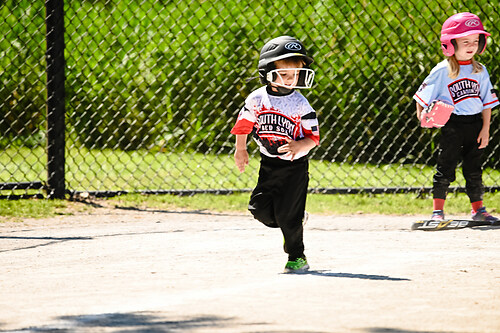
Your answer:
[231,86,320,160]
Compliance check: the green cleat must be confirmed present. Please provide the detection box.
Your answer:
[284,257,310,273]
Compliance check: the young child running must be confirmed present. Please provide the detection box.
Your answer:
[414,12,499,222]
[231,36,320,273]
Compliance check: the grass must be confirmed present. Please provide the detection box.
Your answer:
[110,191,500,216]
[0,198,90,220]
[3,146,500,192]
[1,191,499,222]
[2,147,500,221]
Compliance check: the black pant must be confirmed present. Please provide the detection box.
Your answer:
[433,114,484,202]
[248,154,309,261]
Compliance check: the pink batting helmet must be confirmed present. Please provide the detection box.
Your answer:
[440,12,490,57]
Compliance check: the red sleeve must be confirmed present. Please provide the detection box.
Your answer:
[230,118,254,135]
[302,126,320,145]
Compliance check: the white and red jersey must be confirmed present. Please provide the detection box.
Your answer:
[231,86,320,160]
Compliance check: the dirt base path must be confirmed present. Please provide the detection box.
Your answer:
[1,208,499,332]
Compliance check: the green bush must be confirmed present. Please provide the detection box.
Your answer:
[0,2,46,148]
[1,0,499,166]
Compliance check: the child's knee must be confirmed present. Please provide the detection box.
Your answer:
[248,203,278,228]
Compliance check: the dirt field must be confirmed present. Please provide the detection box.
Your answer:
[1,206,499,333]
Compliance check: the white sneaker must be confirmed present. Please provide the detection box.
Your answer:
[431,210,445,221]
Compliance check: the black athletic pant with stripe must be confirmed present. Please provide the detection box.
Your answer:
[248,154,309,261]
[433,113,484,203]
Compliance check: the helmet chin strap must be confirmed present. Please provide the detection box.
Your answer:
[267,84,294,96]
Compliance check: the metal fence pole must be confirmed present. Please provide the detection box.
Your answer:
[45,0,65,199]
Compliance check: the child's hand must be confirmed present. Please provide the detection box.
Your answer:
[277,138,299,161]
[234,149,249,173]
[477,128,490,149]
[277,137,315,161]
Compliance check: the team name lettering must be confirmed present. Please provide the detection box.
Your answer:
[257,112,297,137]
[448,79,480,103]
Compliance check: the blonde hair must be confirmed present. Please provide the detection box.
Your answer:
[447,55,483,79]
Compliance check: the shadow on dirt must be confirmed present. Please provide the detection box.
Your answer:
[364,328,455,333]
[1,312,241,332]
[0,235,93,253]
[284,270,411,281]
[114,205,238,217]
[0,311,337,333]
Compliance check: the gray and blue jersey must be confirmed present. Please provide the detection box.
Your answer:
[414,60,498,115]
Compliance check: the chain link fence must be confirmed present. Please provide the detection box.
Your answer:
[1,0,499,199]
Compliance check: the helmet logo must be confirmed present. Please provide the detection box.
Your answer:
[284,42,302,51]
[464,19,480,27]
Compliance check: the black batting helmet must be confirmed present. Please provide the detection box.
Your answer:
[258,36,314,86]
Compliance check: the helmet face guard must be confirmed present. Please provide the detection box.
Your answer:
[266,68,315,89]
[440,12,490,57]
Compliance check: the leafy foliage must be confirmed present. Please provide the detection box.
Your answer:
[1,0,499,167]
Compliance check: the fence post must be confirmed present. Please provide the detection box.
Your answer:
[45,0,66,199]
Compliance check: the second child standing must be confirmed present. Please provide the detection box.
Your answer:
[414,12,499,222]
